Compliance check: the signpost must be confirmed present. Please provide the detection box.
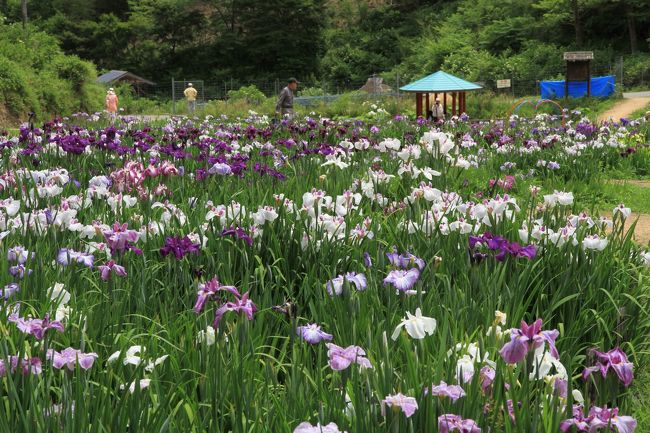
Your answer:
[496,79,511,89]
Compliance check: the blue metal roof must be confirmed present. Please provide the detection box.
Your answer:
[400,71,482,92]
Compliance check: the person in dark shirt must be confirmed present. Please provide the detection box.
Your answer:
[275,78,299,120]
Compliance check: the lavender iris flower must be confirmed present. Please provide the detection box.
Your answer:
[381,393,418,418]
[560,405,636,433]
[425,381,466,402]
[383,268,420,292]
[193,277,240,314]
[8,314,65,340]
[326,272,367,296]
[57,249,95,268]
[47,348,98,370]
[212,291,257,329]
[499,319,559,364]
[7,246,34,264]
[9,265,32,279]
[0,356,42,376]
[479,366,496,392]
[103,223,139,253]
[582,347,634,387]
[208,162,232,175]
[97,261,128,281]
[438,414,481,433]
[386,250,425,270]
[297,323,333,344]
[325,343,373,371]
[1,283,19,300]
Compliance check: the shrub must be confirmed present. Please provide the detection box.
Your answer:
[227,85,267,105]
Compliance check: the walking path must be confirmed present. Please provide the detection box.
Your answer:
[598,91,650,122]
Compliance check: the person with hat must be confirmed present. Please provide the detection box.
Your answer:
[184,83,198,116]
[275,78,299,120]
[105,88,119,123]
[432,97,445,123]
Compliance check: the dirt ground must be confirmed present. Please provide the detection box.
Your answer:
[599,97,650,122]
[625,213,650,245]
[610,179,650,188]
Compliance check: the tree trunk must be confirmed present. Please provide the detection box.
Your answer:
[21,0,28,28]
[625,2,638,53]
[571,0,583,47]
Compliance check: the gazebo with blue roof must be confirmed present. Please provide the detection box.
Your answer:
[400,71,482,119]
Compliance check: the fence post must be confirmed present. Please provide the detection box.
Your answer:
[620,56,624,90]
[396,73,400,98]
[172,77,176,115]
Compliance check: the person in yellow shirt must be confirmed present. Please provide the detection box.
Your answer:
[184,83,198,116]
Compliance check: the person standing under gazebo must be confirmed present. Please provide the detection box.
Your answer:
[432,97,445,123]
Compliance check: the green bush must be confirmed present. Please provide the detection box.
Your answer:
[227,85,267,105]
[0,22,102,124]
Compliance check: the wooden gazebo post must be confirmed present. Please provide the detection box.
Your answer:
[424,92,431,118]
[416,93,423,118]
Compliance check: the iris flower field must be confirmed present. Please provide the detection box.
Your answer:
[0,109,649,432]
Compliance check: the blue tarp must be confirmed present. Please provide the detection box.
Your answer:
[540,75,615,99]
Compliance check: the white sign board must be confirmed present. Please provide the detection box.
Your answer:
[496,79,511,88]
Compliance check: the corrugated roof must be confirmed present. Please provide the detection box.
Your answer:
[97,70,155,85]
[400,71,482,92]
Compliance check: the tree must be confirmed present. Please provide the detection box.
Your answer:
[21,0,26,28]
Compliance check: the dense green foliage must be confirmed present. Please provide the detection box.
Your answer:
[0,21,101,120]
[1,0,648,89]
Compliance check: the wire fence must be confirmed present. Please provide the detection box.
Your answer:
[136,59,647,113]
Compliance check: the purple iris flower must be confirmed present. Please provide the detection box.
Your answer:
[582,347,634,387]
[8,313,65,340]
[297,323,333,344]
[160,236,201,259]
[97,261,128,281]
[438,414,481,433]
[363,252,373,268]
[425,381,466,402]
[505,243,537,260]
[470,233,537,262]
[213,291,257,329]
[383,268,420,292]
[193,277,240,313]
[553,379,568,398]
[0,356,42,376]
[1,283,20,300]
[9,264,32,279]
[7,246,34,264]
[325,343,373,370]
[499,319,559,364]
[221,227,253,246]
[386,250,425,270]
[57,249,95,268]
[47,348,98,370]
[103,223,139,253]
